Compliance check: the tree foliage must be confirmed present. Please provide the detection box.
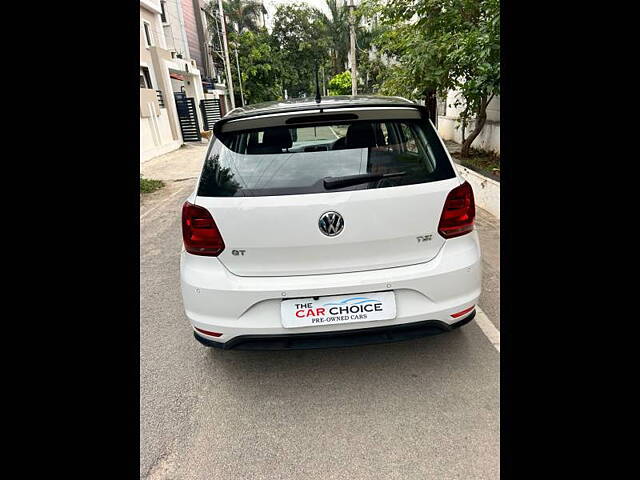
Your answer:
[228,29,281,104]
[200,0,499,156]
[208,0,266,35]
[322,0,350,77]
[362,0,500,156]
[203,0,387,101]
[271,3,330,98]
[328,71,352,95]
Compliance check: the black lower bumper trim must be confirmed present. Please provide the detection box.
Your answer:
[194,310,475,351]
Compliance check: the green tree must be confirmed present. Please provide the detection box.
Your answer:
[322,0,350,77]
[228,29,281,104]
[207,0,266,35]
[363,0,500,157]
[271,3,330,98]
[327,71,352,95]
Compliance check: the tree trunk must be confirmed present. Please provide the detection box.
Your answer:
[332,50,339,77]
[424,89,437,125]
[460,96,490,158]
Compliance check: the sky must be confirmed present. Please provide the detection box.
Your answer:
[262,0,332,29]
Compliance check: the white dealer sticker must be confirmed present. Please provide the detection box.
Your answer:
[280,291,396,329]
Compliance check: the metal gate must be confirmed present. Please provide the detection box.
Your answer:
[174,93,201,142]
[200,99,222,131]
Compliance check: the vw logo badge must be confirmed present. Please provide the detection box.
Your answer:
[318,211,344,237]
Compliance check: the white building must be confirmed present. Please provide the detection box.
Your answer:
[140,0,185,162]
[140,0,229,163]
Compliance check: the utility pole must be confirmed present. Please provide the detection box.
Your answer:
[348,0,357,95]
[217,0,235,110]
[235,47,245,107]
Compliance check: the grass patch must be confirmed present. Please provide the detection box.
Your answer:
[452,148,500,180]
[140,175,165,194]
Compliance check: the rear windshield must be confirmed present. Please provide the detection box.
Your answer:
[197,119,455,197]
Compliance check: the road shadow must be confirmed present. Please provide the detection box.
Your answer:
[198,326,492,403]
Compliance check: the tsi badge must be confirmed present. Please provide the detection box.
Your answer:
[417,234,433,243]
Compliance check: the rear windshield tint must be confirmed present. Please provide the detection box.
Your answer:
[197,119,455,197]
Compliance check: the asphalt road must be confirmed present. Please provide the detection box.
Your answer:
[140,146,500,479]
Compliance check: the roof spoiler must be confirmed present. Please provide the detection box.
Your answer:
[212,103,429,137]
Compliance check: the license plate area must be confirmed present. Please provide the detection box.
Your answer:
[280,291,397,329]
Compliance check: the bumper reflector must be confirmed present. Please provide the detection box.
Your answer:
[451,305,475,318]
[194,327,222,337]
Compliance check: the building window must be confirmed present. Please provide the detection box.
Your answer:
[143,21,153,47]
[160,2,167,23]
[140,67,153,89]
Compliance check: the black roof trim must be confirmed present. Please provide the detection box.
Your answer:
[212,97,427,136]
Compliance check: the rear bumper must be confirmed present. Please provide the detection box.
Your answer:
[181,232,481,347]
[194,311,476,350]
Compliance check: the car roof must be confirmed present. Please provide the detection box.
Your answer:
[223,95,418,120]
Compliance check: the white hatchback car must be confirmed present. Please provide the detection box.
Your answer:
[180,96,481,349]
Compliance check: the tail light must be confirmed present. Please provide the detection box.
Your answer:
[438,181,475,238]
[182,201,225,256]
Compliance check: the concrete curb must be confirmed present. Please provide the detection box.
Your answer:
[456,164,500,219]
